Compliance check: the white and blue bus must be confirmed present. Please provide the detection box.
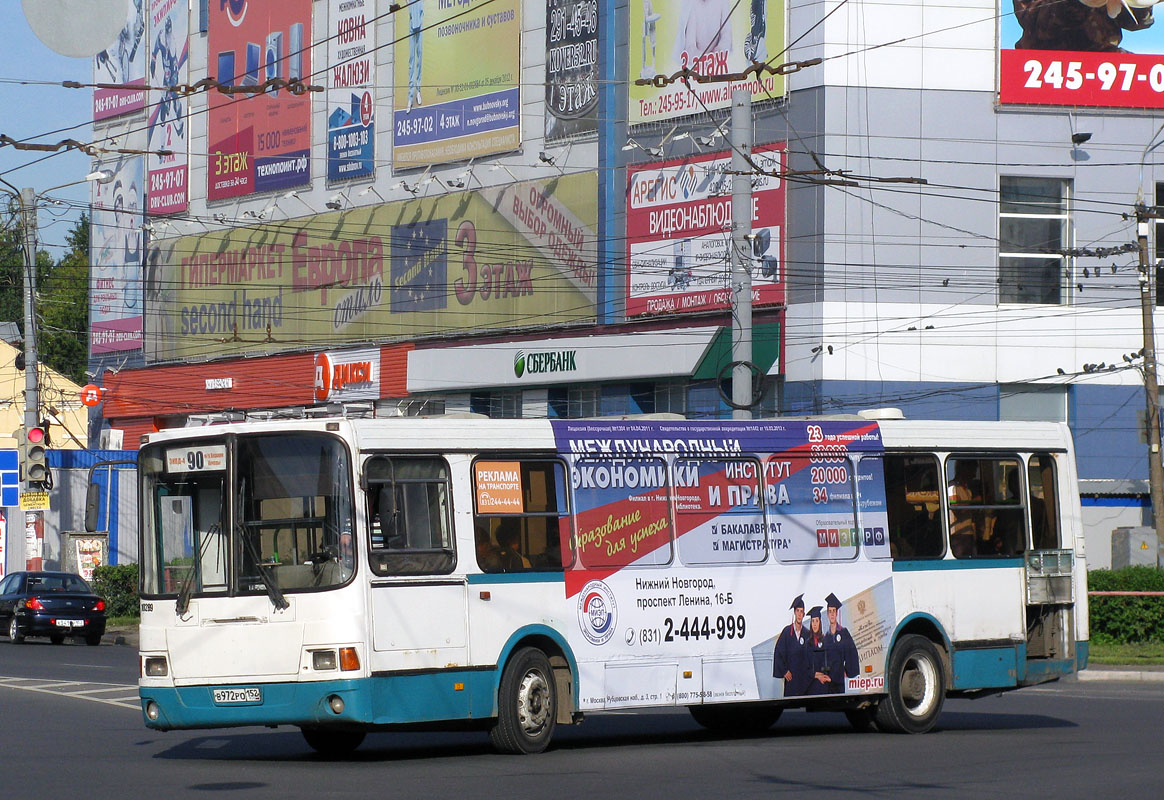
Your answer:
[131,413,1087,754]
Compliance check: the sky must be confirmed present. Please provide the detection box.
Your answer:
[0,4,96,253]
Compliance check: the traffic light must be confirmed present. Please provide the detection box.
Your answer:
[18,425,49,484]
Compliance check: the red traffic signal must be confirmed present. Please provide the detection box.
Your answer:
[26,426,45,445]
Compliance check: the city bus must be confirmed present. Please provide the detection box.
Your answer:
[126,412,1087,754]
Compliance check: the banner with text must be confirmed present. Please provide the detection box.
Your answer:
[94,0,148,121]
[551,418,894,709]
[144,172,598,362]
[1000,2,1164,108]
[629,0,785,125]
[392,0,522,167]
[90,155,145,354]
[207,0,312,200]
[147,0,189,214]
[328,0,376,181]
[626,143,785,317]
[545,0,598,140]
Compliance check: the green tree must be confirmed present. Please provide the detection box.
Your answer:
[39,215,90,384]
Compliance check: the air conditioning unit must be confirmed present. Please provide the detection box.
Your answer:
[99,428,124,450]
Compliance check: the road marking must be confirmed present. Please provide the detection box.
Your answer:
[0,675,140,710]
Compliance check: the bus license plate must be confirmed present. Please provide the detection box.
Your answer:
[213,687,262,705]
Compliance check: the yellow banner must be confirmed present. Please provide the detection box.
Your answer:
[20,492,50,511]
[145,173,598,362]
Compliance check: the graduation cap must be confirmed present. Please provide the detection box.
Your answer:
[789,593,805,610]
[825,592,842,609]
[807,605,823,619]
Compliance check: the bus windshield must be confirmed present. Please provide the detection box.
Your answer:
[140,434,355,603]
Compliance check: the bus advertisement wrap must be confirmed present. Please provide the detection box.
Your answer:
[207,0,312,200]
[147,0,189,214]
[627,144,786,317]
[144,173,598,362]
[328,0,376,181]
[94,0,147,120]
[90,155,145,354]
[552,419,895,708]
[629,0,786,125]
[392,0,522,167]
[1000,1,1164,108]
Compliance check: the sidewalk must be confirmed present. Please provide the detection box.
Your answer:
[102,625,1164,682]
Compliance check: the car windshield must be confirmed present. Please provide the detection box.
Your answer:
[140,433,355,600]
[27,574,90,593]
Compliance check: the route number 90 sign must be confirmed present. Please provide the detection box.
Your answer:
[166,445,227,473]
[1001,49,1164,108]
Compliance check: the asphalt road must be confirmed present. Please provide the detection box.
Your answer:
[1,640,1160,799]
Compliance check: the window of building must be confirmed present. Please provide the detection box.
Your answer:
[548,385,599,418]
[1000,385,1067,422]
[365,456,455,576]
[946,456,1026,558]
[472,459,571,572]
[999,177,1071,304]
[470,390,522,418]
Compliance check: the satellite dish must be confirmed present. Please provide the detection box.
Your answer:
[22,0,130,58]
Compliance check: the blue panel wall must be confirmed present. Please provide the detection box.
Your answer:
[1071,384,1145,481]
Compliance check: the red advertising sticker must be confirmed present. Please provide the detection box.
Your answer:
[1000,49,1164,109]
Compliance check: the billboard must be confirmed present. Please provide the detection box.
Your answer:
[392,0,521,168]
[626,143,785,317]
[90,155,145,354]
[147,0,189,214]
[328,0,376,182]
[207,0,312,200]
[94,0,148,121]
[144,173,598,362]
[545,0,599,140]
[1000,2,1164,107]
[629,0,785,125]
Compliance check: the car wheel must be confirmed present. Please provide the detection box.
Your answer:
[301,727,366,756]
[874,634,946,734]
[85,634,102,647]
[489,647,557,754]
[8,616,23,643]
[50,634,65,645]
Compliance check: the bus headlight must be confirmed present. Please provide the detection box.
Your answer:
[312,650,338,671]
[327,695,345,714]
[145,701,161,721]
[144,656,169,677]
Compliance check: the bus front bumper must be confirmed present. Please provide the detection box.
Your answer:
[140,679,369,731]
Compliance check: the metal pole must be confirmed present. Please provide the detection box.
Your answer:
[18,187,39,434]
[730,89,753,420]
[1135,205,1164,551]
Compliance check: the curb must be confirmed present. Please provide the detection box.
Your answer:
[1077,669,1164,683]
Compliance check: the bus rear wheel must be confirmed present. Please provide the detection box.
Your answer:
[489,647,556,754]
[874,634,945,734]
[301,727,366,756]
[688,703,782,733]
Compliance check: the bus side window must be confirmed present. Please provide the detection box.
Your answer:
[883,455,944,560]
[365,456,455,576]
[1028,454,1060,549]
[472,459,572,572]
[946,456,1026,558]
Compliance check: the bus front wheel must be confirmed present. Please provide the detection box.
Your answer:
[301,727,366,756]
[874,634,945,734]
[489,647,557,754]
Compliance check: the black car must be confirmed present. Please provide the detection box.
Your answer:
[0,571,107,646]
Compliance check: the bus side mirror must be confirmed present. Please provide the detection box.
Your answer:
[85,483,101,532]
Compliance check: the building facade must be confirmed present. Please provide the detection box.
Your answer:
[87,0,1164,503]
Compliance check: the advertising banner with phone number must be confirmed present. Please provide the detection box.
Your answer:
[1000,2,1164,108]
[208,0,312,200]
[551,419,895,710]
